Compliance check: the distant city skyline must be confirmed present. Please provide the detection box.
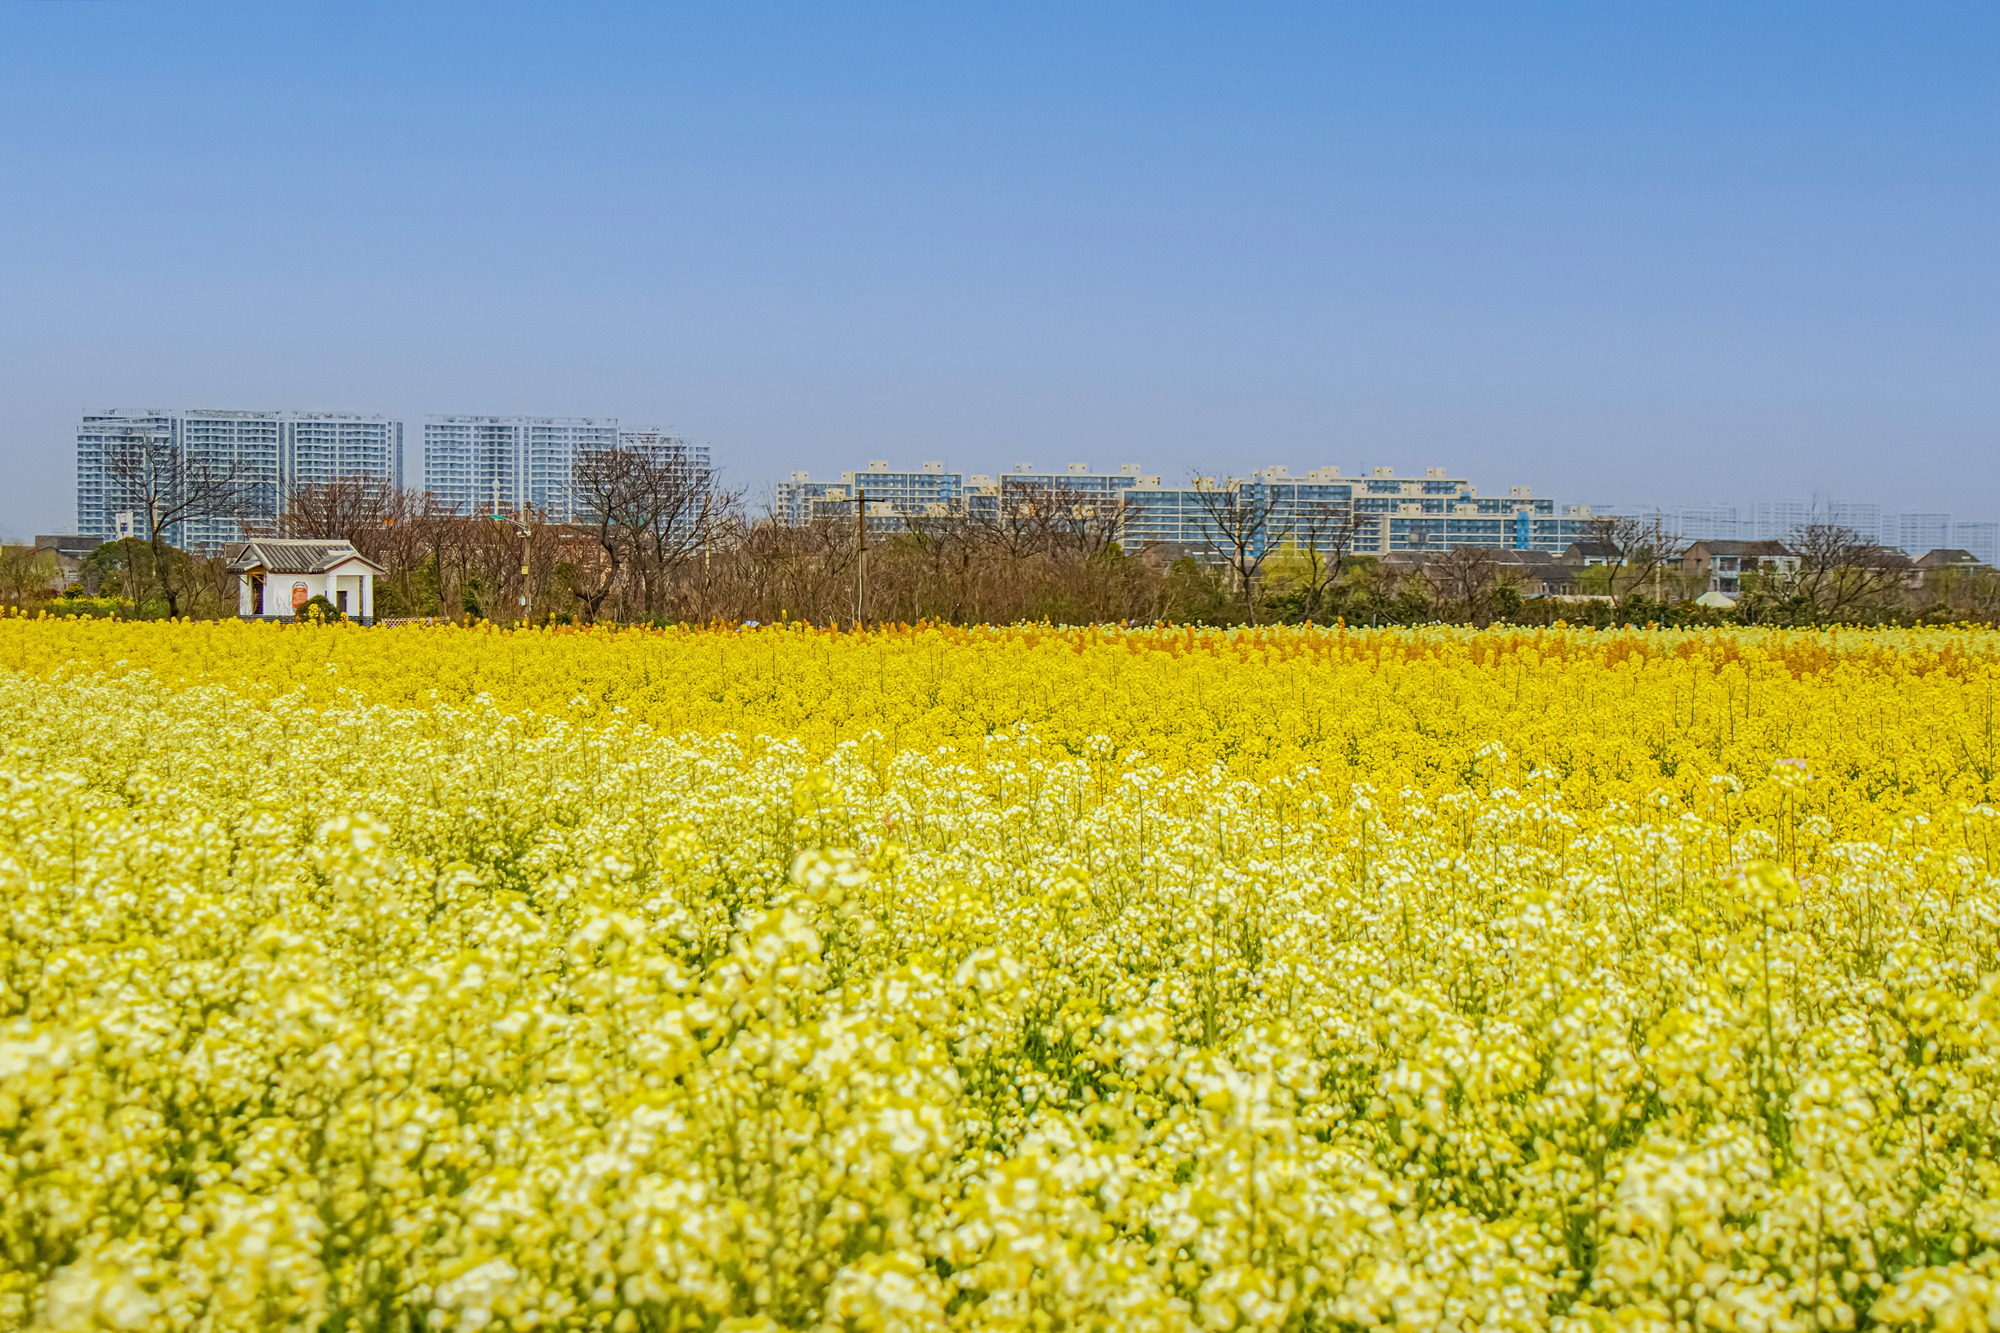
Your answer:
[5,5,1996,543]
[47,403,2000,565]
[773,456,1999,562]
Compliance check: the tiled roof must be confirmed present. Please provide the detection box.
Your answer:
[222,540,386,575]
[1685,540,1795,558]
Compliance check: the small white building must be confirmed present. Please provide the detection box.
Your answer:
[224,539,385,621]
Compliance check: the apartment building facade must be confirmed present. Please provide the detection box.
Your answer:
[774,461,1599,559]
[1898,512,1953,558]
[1952,522,1999,568]
[615,428,710,476]
[780,460,966,521]
[76,409,403,552]
[284,413,404,494]
[1740,501,1992,558]
[423,416,622,521]
[76,409,181,546]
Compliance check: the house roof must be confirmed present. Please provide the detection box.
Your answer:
[1377,547,1562,572]
[1915,548,1984,568]
[1685,539,1796,559]
[223,539,386,576]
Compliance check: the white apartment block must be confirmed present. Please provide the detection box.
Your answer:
[773,461,1156,532]
[76,409,181,546]
[1827,501,1885,545]
[776,461,1600,557]
[178,410,284,553]
[1119,464,1593,559]
[1752,500,1812,542]
[617,427,710,475]
[1898,512,1953,557]
[284,413,403,493]
[423,416,621,521]
[1732,502,1996,559]
[1953,522,1999,567]
[76,408,402,552]
[774,460,967,523]
[1667,503,1741,542]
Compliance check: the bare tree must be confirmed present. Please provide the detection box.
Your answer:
[1921,564,2000,622]
[1287,499,1364,622]
[1422,546,1503,624]
[1777,522,1910,624]
[367,490,454,619]
[897,506,983,623]
[187,553,239,619]
[736,516,858,625]
[967,479,1064,566]
[611,452,737,621]
[570,447,644,623]
[269,476,391,541]
[0,545,58,609]
[101,425,247,618]
[1047,488,1128,564]
[1582,512,1690,600]
[1185,476,1292,625]
[260,482,451,619]
[427,509,479,623]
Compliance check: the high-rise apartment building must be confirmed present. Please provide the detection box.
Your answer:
[1753,500,1812,541]
[1826,501,1884,545]
[76,409,181,546]
[616,427,709,475]
[1952,522,1999,567]
[1669,503,1740,542]
[283,413,403,493]
[771,472,847,526]
[177,410,284,552]
[424,416,621,520]
[1897,512,1953,557]
[1746,499,1889,545]
[76,408,402,552]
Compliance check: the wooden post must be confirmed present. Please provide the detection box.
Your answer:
[855,486,866,628]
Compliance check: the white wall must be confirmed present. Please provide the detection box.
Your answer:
[239,564,374,617]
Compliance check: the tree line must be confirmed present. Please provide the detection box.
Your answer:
[18,427,1999,626]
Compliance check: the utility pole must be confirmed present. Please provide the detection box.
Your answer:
[518,522,530,626]
[854,486,866,629]
[491,487,530,626]
[1654,508,1663,606]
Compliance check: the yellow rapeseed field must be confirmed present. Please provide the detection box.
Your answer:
[3,615,2000,1333]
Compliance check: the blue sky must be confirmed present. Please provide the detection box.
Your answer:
[2,2,1995,538]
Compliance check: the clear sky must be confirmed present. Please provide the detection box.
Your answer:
[2,2,1995,539]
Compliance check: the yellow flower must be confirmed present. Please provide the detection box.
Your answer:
[0,619,1997,1330]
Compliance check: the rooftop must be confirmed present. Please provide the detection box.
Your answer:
[223,539,386,575]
